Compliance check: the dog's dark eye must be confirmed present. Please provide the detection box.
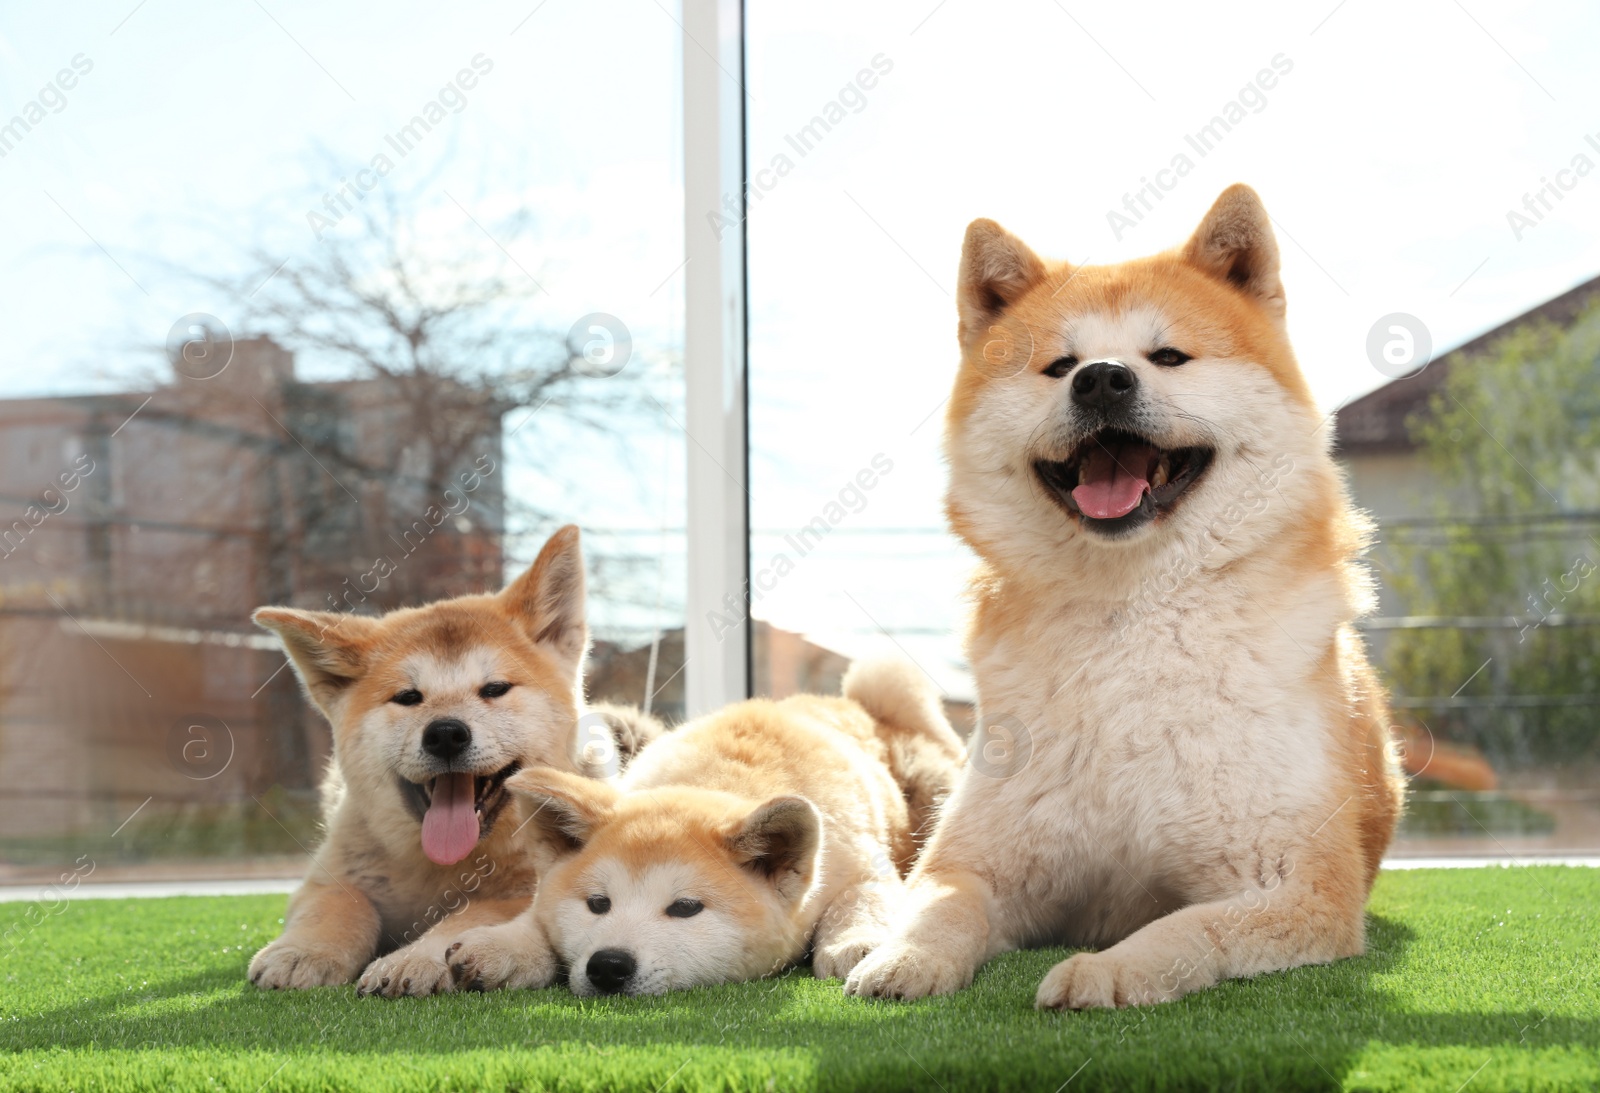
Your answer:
[390,689,423,707]
[665,898,704,919]
[586,895,610,914]
[1042,355,1079,378]
[1148,347,1192,367]
[479,681,513,699]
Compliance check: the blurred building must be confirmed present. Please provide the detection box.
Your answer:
[0,337,504,851]
[1333,275,1600,839]
[1334,273,1600,614]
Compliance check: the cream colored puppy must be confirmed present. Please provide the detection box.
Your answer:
[445,658,963,995]
[846,185,1404,1009]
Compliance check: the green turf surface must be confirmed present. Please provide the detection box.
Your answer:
[3,867,1596,1092]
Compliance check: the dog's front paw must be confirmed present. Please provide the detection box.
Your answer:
[843,938,972,1000]
[1035,951,1176,1010]
[447,922,557,992]
[249,938,360,990]
[813,930,885,981]
[357,942,453,999]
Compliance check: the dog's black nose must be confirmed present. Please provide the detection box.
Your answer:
[586,948,636,994]
[1071,360,1138,410]
[421,718,472,760]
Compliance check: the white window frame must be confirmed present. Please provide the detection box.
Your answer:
[681,0,750,715]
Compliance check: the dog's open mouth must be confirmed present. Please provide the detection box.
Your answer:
[1034,428,1214,535]
[401,761,521,866]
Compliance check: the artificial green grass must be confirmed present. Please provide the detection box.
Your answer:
[3,868,1596,1092]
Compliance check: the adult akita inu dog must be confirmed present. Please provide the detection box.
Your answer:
[248,526,659,996]
[443,658,964,996]
[846,185,1404,1008]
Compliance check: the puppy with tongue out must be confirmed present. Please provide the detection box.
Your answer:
[847,185,1404,1012]
[245,526,655,998]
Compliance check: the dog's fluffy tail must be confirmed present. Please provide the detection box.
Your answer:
[579,702,667,778]
[843,656,965,849]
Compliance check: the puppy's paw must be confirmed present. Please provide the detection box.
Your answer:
[843,938,972,1000]
[813,930,885,981]
[248,938,360,990]
[357,942,453,999]
[1035,951,1174,1010]
[447,923,557,992]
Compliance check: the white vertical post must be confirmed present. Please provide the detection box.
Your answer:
[682,0,749,715]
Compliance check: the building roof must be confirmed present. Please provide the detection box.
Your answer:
[1333,273,1600,455]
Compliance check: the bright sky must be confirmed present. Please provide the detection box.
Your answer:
[745,0,1600,687]
[3,0,1598,690]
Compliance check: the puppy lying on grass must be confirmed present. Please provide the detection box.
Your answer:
[444,658,964,996]
[247,526,659,996]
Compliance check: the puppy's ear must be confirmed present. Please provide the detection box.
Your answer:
[957,218,1047,351]
[1182,184,1284,319]
[505,766,617,867]
[502,525,588,680]
[252,608,380,719]
[725,796,821,904]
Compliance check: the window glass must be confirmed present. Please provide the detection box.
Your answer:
[0,0,686,881]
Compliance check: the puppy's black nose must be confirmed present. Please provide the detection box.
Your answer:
[586,948,636,994]
[421,718,471,760]
[1071,360,1138,410]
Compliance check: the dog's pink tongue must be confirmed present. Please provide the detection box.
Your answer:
[1072,443,1154,520]
[421,773,479,865]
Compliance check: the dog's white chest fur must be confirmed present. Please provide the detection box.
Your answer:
[963,567,1339,945]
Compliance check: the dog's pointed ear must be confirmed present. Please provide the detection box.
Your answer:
[502,525,588,680]
[252,607,380,719]
[1182,184,1284,319]
[505,766,617,866]
[725,796,821,903]
[957,218,1047,351]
